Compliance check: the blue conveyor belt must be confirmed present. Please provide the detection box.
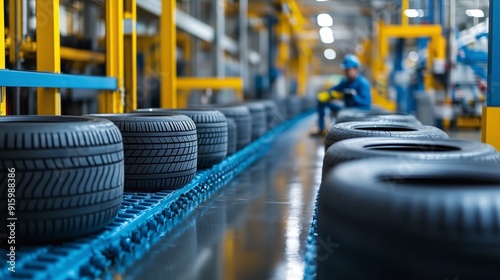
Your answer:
[0,111,313,280]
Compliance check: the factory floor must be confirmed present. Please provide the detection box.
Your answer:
[122,116,482,280]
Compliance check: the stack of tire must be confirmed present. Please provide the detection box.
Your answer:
[316,108,500,279]
[193,100,283,151]
[0,98,299,244]
[134,109,229,168]
[192,105,252,151]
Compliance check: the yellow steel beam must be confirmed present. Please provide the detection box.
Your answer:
[482,107,500,150]
[177,77,243,90]
[401,0,409,26]
[177,77,244,101]
[160,0,177,108]
[18,41,106,63]
[124,0,137,113]
[36,0,61,115]
[381,24,442,38]
[60,47,105,63]
[102,0,124,113]
[0,0,6,115]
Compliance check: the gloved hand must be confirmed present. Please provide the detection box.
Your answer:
[317,91,332,102]
[343,88,357,96]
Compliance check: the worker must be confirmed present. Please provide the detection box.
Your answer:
[310,54,372,136]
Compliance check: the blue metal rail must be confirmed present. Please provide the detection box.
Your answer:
[0,70,117,90]
[0,111,313,280]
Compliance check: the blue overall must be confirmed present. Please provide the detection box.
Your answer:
[317,75,372,131]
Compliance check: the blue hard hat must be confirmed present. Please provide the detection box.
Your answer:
[341,54,360,69]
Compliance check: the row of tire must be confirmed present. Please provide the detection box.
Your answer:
[316,109,500,279]
[0,96,313,244]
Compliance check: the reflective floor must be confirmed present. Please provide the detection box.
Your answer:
[125,116,323,280]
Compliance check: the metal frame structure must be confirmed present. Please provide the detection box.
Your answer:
[370,0,446,112]
[0,0,309,114]
[1,1,124,115]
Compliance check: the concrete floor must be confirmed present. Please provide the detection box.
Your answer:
[125,116,322,280]
[124,116,484,280]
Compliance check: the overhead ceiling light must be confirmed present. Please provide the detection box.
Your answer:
[465,9,485,18]
[319,27,334,44]
[324,49,337,60]
[317,13,333,27]
[417,9,425,17]
[404,9,419,18]
[316,0,328,1]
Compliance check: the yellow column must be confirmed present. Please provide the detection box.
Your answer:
[160,0,177,108]
[101,0,124,113]
[482,107,500,150]
[0,0,6,115]
[276,14,290,69]
[124,0,137,113]
[297,52,308,96]
[401,0,409,26]
[36,0,61,115]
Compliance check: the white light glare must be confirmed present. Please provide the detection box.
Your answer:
[404,9,425,18]
[324,49,337,60]
[404,9,419,18]
[319,27,334,44]
[465,9,485,18]
[317,13,333,27]
[408,51,419,62]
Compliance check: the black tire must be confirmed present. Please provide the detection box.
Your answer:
[197,106,252,151]
[286,96,302,119]
[245,102,267,140]
[324,121,448,152]
[254,100,279,130]
[226,118,237,155]
[323,137,500,180]
[0,116,124,244]
[317,159,500,279]
[336,110,422,125]
[134,109,228,169]
[87,113,198,191]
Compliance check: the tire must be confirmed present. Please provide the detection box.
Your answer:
[0,116,124,244]
[245,102,267,140]
[87,113,198,191]
[336,110,422,125]
[226,118,237,155]
[197,106,252,151]
[254,100,279,130]
[286,96,302,119]
[134,109,228,169]
[324,121,448,152]
[317,159,500,279]
[323,137,500,180]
